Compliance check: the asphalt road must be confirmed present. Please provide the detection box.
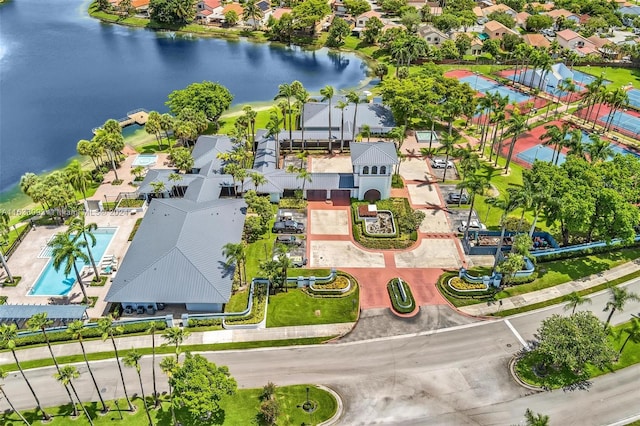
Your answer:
[4,282,640,425]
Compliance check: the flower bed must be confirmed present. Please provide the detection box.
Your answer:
[314,275,350,290]
[448,277,488,292]
[387,278,416,314]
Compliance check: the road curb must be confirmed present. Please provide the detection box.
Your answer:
[317,385,343,426]
[508,355,545,392]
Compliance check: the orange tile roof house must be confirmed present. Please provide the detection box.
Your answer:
[556,29,599,56]
[522,33,551,48]
[356,10,383,28]
[546,8,580,23]
[516,11,530,28]
[484,20,518,39]
[481,4,517,17]
[270,7,291,20]
[530,2,555,11]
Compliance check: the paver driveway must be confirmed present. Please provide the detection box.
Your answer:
[310,210,349,235]
[395,238,463,268]
[309,241,385,268]
[418,208,451,233]
[407,184,443,207]
[399,157,431,181]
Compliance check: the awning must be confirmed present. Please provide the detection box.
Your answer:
[0,305,88,321]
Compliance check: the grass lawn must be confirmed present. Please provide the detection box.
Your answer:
[267,286,359,328]
[574,66,640,89]
[244,205,279,281]
[6,384,336,425]
[495,248,640,300]
[225,288,250,313]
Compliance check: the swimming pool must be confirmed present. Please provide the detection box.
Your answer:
[29,227,117,296]
[416,131,439,143]
[131,154,158,167]
[459,76,531,104]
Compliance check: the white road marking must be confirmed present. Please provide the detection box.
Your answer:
[504,319,528,348]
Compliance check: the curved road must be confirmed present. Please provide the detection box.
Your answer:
[4,281,640,425]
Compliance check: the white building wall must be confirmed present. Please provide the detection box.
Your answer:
[186,303,224,312]
[357,175,392,200]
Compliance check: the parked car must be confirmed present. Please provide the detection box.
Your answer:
[447,193,469,204]
[272,220,305,233]
[458,220,486,233]
[272,253,307,267]
[276,235,303,246]
[431,159,454,169]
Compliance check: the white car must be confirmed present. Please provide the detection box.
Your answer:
[431,159,454,169]
[458,220,487,233]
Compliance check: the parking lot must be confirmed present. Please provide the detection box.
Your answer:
[439,184,469,206]
[274,209,307,260]
[429,157,460,181]
[447,208,480,233]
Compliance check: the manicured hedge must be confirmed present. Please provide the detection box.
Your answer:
[128,218,143,241]
[387,278,416,314]
[187,318,223,328]
[1,276,21,287]
[437,272,496,302]
[5,321,166,349]
[534,242,640,263]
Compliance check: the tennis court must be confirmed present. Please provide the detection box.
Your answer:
[517,145,565,165]
[602,110,640,135]
[459,75,531,103]
[626,89,640,109]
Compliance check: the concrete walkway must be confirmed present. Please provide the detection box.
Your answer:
[459,260,640,316]
[0,323,354,365]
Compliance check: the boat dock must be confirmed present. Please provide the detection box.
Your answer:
[92,108,149,134]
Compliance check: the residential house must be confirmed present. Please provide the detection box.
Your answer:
[556,29,599,56]
[196,0,222,23]
[131,0,150,16]
[418,25,449,46]
[530,2,555,12]
[481,4,517,18]
[620,6,640,26]
[452,33,484,55]
[270,7,292,21]
[473,6,485,24]
[483,20,518,40]
[546,8,580,28]
[515,11,530,29]
[522,33,551,49]
[587,35,622,59]
[356,10,383,28]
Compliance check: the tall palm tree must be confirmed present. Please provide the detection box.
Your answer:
[243,0,263,30]
[524,408,550,426]
[0,324,50,421]
[124,349,154,426]
[160,357,178,426]
[320,85,335,147]
[590,84,609,130]
[162,326,191,363]
[586,134,613,163]
[0,211,15,283]
[49,232,90,303]
[437,134,458,182]
[145,111,163,150]
[98,315,134,411]
[604,287,640,328]
[147,322,160,408]
[292,82,309,150]
[488,191,523,272]
[458,175,490,240]
[582,75,606,126]
[360,124,371,142]
[57,365,95,425]
[346,91,361,142]
[0,369,31,425]
[296,168,313,194]
[617,317,640,358]
[223,242,246,287]
[503,111,528,174]
[266,108,282,163]
[604,87,629,131]
[335,100,348,152]
[67,213,100,279]
[565,129,586,160]
[562,291,592,314]
[67,320,108,413]
[65,160,90,201]
[159,113,175,147]
[168,172,183,197]
[540,123,568,166]
[476,93,495,155]
[250,172,267,194]
[274,83,295,147]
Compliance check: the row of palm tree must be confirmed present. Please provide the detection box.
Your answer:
[578,77,630,132]
[0,317,192,425]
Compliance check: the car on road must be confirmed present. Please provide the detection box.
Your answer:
[431,159,454,169]
[447,193,469,204]
[272,253,307,267]
[276,235,303,246]
[272,220,305,233]
[458,220,486,233]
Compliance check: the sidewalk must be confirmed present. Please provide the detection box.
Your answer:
[0,323,354,365]
[459,260,639,316]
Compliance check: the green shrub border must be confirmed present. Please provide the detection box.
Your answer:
[350,198,417,250]
[437,272,497,305]
[387,278,416,314]
[1,276,22,287]
[304,272,359,298]
[0,296,6,305]
[128,218,143,241]
[187,318,223,328]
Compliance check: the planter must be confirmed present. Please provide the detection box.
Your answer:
[448,276,488,292]
[387,278,416,314]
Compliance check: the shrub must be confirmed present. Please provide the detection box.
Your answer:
[449,277,487,291]
[1,276,21,287]
[261,382,277,401]
[244,216,265,243]
[503,217,531,232]
[391,174,404,188]
[187,318,223,328]
[279,198,307,209]
[225,283,267,325]
[0,296,6,305]
[111,179,124,185]
[505,272,538,285]
[387,278,416,314]
[128,218,143,241]
[260,399,280,425]
[117,198,145,208]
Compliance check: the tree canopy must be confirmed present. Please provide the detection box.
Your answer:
[150,0,197,25]
[167,81,233,124]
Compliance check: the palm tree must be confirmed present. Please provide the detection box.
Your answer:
[586,134,613,163]
[476,93,495,155]
[243,0,263,30]
[320,85,335,147]
[98,315,134,411]
[346,91,361,142]
[66,320,108,413]
[54,365,90,423]
[266,108,282,162]
[335,100,348,152]
[67,213,100,279]
[617,317,640,358]
[438,134,458,182]
[563,291,592,314]
[223,242,246,287]
[0,324,50,421]
[160,357,178,426]
[459,175,490,240]
[49,232,90,303]
[145,111,163,150]
[288,166,312,194]
[565,129,586,159]
[124,349,154,426]
[292,82,310,150]
[65,159,91,201]
[503,111,528,174]
[524,408,550,426]
[147,322,160,408]
[360,124,371,142]
[541,123,569,166]
[274,83,295,147]
[159,113,174,147]
[387,126,405,151]
[604,87,629,131]
[168,172,183,197]
[162,326,191,363]
[250,172,267,194]
[0,369,30,425]
[0,212,15,283]
[488,191,523,272]
[604,287,640,328]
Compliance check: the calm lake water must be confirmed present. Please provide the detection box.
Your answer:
[0,0,368,197]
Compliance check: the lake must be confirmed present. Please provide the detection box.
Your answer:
[0,0,368,197]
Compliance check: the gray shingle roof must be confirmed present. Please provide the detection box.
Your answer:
[253,137,278,173]
[301,102,395,133]
[137,170,199,195]
[350,142,399,166]
[183,175,234,202]
[105,197,247,304]
[192,135,234,173]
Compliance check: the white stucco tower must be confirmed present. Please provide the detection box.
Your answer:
[350,141,399,201]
